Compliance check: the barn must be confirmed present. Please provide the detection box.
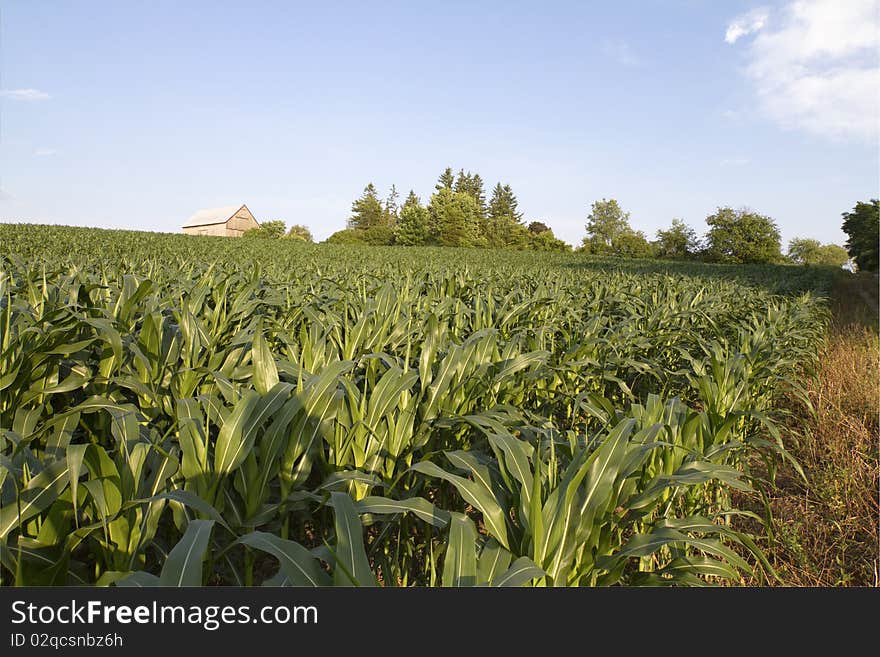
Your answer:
[182,204,260,237]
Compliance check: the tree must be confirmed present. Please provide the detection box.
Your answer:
[529,227,571,251]
[486,183,525,247]
[348,184,386,230]
[787,238,849,266]
[428,188,482,247]
[325,229,366,245]
[816,244,850,267]
[243,220,286,239]
[612,229,653,258]
[582,199,631,254]
[393,191,429,245]
[655,218,699,259]
[528,221,550,234]
[286,224,313,242]
[704,207,782,264]
[841,199,879,272]
[384,185,400,223]
[435,167,455,192]
[454,170,487,216]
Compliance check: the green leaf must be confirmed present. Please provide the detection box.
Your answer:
[328,492,376,586]
[411,459,509,549]
[213,390,261,475]
[159,519,214,587]
[238,532,330,586]
[356,495,450,528]
[0,460,70,539]
[492,557,544,587]
[442,513,478,587]
[252,320,279,395]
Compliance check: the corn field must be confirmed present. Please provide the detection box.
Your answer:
[0,224,833,586]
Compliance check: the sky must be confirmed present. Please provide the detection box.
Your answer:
[1,0,878,247]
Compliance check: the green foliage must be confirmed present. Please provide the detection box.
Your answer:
[384,185,400,223]
[286,224,313,242]
[325,228,366,245]
[528,221,550,234]
[582,199,631,254]
[454,170,487,215]
[243,220,286,239]
[528,228,571,252]
[435,167,455,192]
[704,207,782,264]
[612,229,653,258]
[656,219,700,259]
[841,199,879,272]
[393,192,430,246]
[428,188,482,247]
[787,238,849,267]
[0,223,834,586]
[348,184,387,231]
[360,224,395,246]
[484,183,527,248]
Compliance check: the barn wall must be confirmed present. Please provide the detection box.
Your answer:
[227,207,259,234]
[183,224,229,237]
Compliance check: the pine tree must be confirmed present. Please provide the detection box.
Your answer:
[435,167,455,192]
[428,188,481,247]
[384,184,400,223]
[454,170,486,217]
[485,183,525,246]
[393,190,430,245]
[348,183,386,230]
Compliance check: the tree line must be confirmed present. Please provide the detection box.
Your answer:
[578,198,855,267]
[243,168,878,271]
[325,167,569,251]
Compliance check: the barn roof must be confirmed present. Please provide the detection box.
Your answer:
[182,204,244,228]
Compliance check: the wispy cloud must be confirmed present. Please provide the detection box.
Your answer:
[0,187,12,201]
[601,40,640,67]
[726,0,879,142]
[725,8,769,44]
[720,158,750,167]
[0,88,50,101]
[34,148,58,157]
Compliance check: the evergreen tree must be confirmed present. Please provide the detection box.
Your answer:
[486,183,525,246]
[488,183,523,223]
[435,167,455,192]
[454,171,487,216]
[393,191,430,245]
[428,188,482,247]
[384,184,400,223]
[348,183,386,230]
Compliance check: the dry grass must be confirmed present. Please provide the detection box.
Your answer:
[742,272,878,586]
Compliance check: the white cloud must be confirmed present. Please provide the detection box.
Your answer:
[34,148,58,157]
[720,158,750,166]
[725,8,770,43]
[601,40,640,67]
[0,88,50,101]
[727,0,880,141]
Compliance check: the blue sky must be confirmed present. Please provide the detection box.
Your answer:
[1,0,877,246]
